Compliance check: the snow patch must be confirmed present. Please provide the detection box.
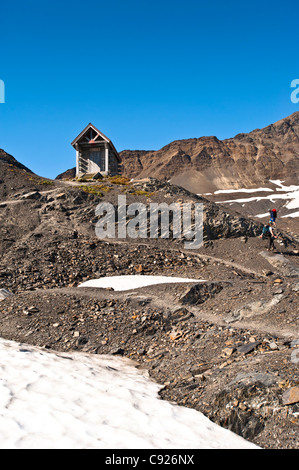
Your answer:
[255,213,270,218]
[281,210,299,218]
[214,181,299,216]
[0,338,259,449]
[214,188,273,194]
[79,275,205,291]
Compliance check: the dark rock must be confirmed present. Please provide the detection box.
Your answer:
[109,347,125,355]
[237,341,261,354]
[180,282,224,305]
[55,167,76,180]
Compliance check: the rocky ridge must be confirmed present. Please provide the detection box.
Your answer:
[120,112,299,194]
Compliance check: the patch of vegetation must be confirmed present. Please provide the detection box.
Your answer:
[39,179,54,186]
[79,185,104,197]
[108,175,131,185]
[98,184,112,193]
[27,177,54,186]
[130,190,154,197]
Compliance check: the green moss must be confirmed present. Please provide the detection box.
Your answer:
[27,176,54,185]
[39,179,54,185]
[132,190,154,197]
[108,175,131,185]
[79,185,103,197]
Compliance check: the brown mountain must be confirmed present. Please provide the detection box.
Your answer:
[56,167,76,180]
[120,112,299,194]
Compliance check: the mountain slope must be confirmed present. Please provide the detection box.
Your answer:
[0,149,54,200]
[120,112,299,194]
[0,149,33,173]
[1,150,299,449]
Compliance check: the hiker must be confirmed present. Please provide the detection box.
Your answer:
[261,222,277,251]
[269,208,277,226]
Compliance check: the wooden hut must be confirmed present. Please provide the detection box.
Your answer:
[71,123,121,177]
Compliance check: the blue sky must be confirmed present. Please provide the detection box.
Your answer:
[0,0,298,178]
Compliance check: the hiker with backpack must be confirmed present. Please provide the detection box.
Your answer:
[269,208,277,226]
[261,222,277,251]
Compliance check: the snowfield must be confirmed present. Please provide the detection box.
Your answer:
[0,275,261,449]
[0,337,259,449]
[202,180,299,218]
[214,187,274,194]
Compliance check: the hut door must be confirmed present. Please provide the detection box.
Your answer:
[89,151,102,173]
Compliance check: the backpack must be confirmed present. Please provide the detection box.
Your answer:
[262,225,270,236]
